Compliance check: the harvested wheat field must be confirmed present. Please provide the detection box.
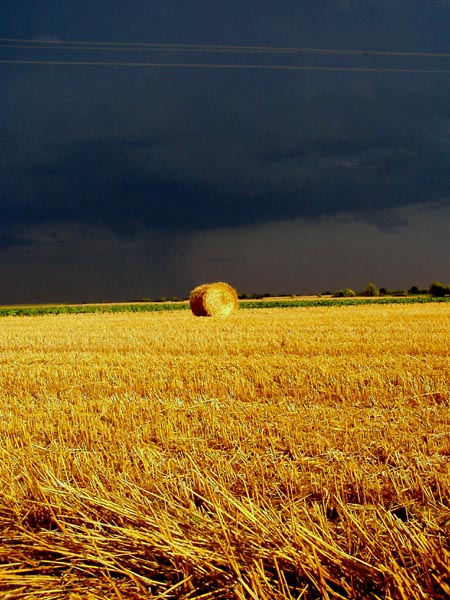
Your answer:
[0,304,450,599]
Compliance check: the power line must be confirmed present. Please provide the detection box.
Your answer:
[1,36,448,74]
[0,36,449,58]
[1,59,450,74]
[0,43,350,55]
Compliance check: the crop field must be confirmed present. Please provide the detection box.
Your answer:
[0,294,448,317]
[0,304,450,599]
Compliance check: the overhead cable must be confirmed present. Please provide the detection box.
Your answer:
[0,36,449,58]
[1,59,450,74]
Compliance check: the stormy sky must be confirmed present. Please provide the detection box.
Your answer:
[1,1,449,303]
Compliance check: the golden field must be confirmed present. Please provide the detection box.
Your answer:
[0,304,450,599]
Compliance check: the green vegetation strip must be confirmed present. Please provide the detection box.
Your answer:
[0,302,190,317]
[0,295,449,317]
[241,296,450,309]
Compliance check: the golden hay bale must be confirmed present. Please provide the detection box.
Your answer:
[189,282,239,317]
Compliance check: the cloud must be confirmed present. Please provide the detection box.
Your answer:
[33,35,61,42]
[357,209,409,233]
[1,34,450,237]
[1,123,449,236]
[0,233,34,250]
[0,200,449,304]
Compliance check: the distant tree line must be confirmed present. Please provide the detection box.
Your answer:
[333,281,450,298]
[136,296,185,303]
[134,281,450,304]
[238,292,272,300]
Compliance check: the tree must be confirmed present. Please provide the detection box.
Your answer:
[364,282,380,297]
[334,288,356,297]
[429,281,450,297]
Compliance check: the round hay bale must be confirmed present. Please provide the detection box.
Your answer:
[189,282,239,317]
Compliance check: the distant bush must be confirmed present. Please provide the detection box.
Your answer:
[410,288,429,295]
[334,288,356,298]
[429,281,450,297]
[379,287,427,297]
[238,292,267,300]
[363,283,380,297]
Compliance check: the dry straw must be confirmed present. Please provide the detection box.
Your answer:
[189,282,239,317]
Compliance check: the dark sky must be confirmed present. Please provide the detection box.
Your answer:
[1,1,449,303]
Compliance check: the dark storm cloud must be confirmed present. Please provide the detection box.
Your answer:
[257,126,450,229]
[0,232,34,250]
[0,0,450,250]
[1,0,449,237]
[2,103,449,235]
[1,0,450,303]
